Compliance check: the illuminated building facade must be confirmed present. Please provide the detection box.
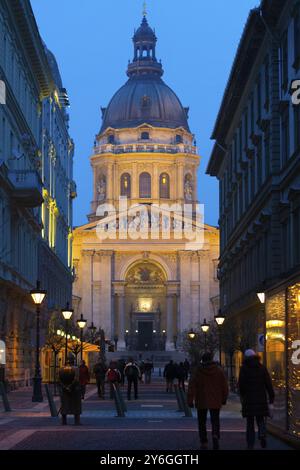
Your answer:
[0,0,75,386]
[207,0,300,442]
[73,14,219,354]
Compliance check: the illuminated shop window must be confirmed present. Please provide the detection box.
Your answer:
[287,283,300,438]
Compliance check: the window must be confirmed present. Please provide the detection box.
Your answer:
[264,132,270,179]
[120,173,131,198]
[281,108,290,166]
[159,173,170,199]
[139,172,151,198]
[176,134,183,144]
[264,55,270,109]
[256,76,261,122]
[294,13,300,67]
[108,134,115,144]
[141,131,149,140]
[281,31,288,90]
[294,104,300,151]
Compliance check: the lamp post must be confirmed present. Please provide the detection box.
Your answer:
[30,280,46,402]
[214,309,225,365]
[77,314,87,361]
[201,319,210,351]
[61,302,73,364]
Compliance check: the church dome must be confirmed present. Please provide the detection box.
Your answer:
[100,15,190,133]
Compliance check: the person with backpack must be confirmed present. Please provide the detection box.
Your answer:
[177,362,187,391]
[124,358,141,400]
[106,361,121,399]
[238,349,275,450]
[188,352,229,450]
[93,360,107,399]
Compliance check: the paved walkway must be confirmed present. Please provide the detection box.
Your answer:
[0,373,293,451]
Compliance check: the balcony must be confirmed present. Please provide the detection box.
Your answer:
[8,170,43,207]
[93,142,198,156]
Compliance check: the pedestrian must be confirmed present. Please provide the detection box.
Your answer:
[106,361,121,399]
[144,358,154,384]
[59,355,82,425]
[79,360,90,399]
[238,349,275,450]
[183,358,190,380]
[177,362,186,391]
[163,360,176,392]
[93,360,107,399]
[188,352,229,450]
[117,358,126,386]
[124,357,141,400]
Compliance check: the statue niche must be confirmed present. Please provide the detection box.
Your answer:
[96,174,106,202]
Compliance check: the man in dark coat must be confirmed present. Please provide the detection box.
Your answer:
[79,360,90,399]
[163,360,177,393]
[238,349,275,450]
[93,360,107,399]
[59,356,82,425]
[188,352,228,450]
[124,358,141,400]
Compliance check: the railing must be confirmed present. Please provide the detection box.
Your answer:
[93,143,197,155]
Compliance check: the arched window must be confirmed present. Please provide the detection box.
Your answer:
[141,131,150,140]
[176,134,183,144]
[139,172,151,198]
[120,173,131,198]
[108,134,115,144]
[159,173,170,199]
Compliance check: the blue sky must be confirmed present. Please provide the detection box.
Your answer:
[31,0,258,227]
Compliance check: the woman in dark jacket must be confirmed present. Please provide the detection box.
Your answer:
[238,349,275,450]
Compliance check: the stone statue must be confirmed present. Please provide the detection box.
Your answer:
[184,176,193,201]
[97,175,106,201]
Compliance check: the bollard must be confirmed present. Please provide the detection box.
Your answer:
[174,384,184,412]
[179,387,192,418]
[0,382,11,412]
[112,384,125,417]
[45,383,58,417]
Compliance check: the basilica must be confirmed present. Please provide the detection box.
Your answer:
[72,14,219,352]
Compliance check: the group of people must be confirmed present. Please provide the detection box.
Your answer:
[59,349,275,451]
[187,349,274,450]
[163,359,190,392]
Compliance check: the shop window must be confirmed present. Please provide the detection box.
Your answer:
[287,283,300,438]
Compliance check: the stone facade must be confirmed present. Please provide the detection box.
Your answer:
[0,0,75,386]
[73,14,219,352]
[207,0,300,441]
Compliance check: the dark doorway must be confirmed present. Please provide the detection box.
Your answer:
[138,322,153,350]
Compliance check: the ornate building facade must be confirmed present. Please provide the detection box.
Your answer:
[73,14,219,352]
[0,0,75,386]
[207,0,300,442]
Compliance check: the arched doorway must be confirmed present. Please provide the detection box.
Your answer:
[125,261,167,351]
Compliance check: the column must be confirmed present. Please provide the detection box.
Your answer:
[117,294,126,351]
[166,294,175,351]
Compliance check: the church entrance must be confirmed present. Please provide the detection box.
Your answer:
[124,260,167,351]
[137,321,153,350]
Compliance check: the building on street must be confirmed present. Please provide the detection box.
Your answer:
[207,0,300,441]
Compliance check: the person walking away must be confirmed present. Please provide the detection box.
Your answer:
[117,358,126,386]
[93,360,107,399]
[144,358,154,384]
[183,359,190,380]
[59,356,82,425]
[163,360,176,393]
[188,352,228,450]
[238,349,275,450]
[106,361,121,399]
[124,358,141,400]
[177,362,187,391]
[79,360,90,399]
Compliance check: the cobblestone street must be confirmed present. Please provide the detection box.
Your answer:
[0,373,292,451]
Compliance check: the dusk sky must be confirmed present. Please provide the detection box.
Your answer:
[31,0,258,227]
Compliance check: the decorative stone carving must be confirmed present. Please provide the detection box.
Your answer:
[126,263,164,284]
[97,174,106,201]
[184,174,193,201]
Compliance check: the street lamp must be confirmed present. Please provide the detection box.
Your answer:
[201,318,210,351]
[187,328,196,340]
[61,302,73,364]
[214,309,225,365]
[77,314,87,361]
[257,292,265,304]
[30,280,46,402]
